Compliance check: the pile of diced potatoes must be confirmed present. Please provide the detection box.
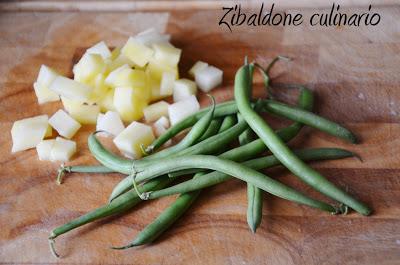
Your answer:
[11,28,223,161]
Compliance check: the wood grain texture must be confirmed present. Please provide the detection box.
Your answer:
[1,3,400,264]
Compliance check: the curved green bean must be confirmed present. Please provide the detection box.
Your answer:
[48,175,172,257]
[197,118,223,142]
[123,155,337,213]
[218,115,237,133]
[146,148,355,200]
[234,63,370,215]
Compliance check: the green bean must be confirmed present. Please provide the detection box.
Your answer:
[112,180,202,249]
[145,100,246,153]
[56,164,115,185]
[218,115,237,133]
[115,115,235,249]
[48,175,172,258]
[146,148,355,200]
[106,118,249,202]
[123,155,337,213]
[261,100,357,143]
[234,63,371,215]
[168,87,314,178]
[143,97,216,160]
[238,119,262,233]
[88,118,249,177]
[197,118,223,142]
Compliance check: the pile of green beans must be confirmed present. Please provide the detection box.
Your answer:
[49,58,371,258]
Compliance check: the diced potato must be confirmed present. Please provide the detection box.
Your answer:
[49,109,81,139]
[173,78,197,102]
[34,65,61,104]
[134,28,171,46]
[37,65,59,87]
[160,71,175,96]
[168,95,200,126]
[152,117,171,146]
[88,73,110,103]
[99,89,116,112]
[33,82,60,104]
[105,53,134,74]
[153,43,181,67]
[146,58,179,81]
[195,65,223,92]
[61,97,100,124]
[50,137,77,162]
[96,111,125,137]
[73,53,105,84]
[105,64,130,86]
[45,125,53,138]
[86,41,111,59]
[143,101,169,122]
[105,66,149,100]
[114,86,148,122]
[11,115,49,153]
[36,139,55,161]
[189,61,208,78]
[121,37,154,67]
[154,116,170,129]
[49,76,93,103]
[152,121,167,137]
[113,121,155,159]
[148,78,164,102]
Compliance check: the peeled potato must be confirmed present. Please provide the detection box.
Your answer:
[113,121,155,159]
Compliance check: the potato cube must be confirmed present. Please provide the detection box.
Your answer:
[96,111,125,137]
[33,82,60,104]
[160,71,176,96]
[173,78,197,102]
[11,115,49,153]
[146,58,179,81]
[195,65,223,92]
[49,109,81,139]
[153,43,181,67]
[189,61,208,78]
[114,86,148,122]
[121,37,154,67]
[49,76,93,103]
[168,95,200,126]
[61,97,100,125]
[154,116,170,129]
[113,121,155,159]
[50,137,77,162]
[143,101,169,122]
[99,89,116,112]
[34,65,61,104]
[86,41,111,59]
[134,28,171,46]
[73,53,105,84]
[36,139,55,161]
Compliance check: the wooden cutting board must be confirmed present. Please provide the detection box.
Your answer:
[1,2,400,264]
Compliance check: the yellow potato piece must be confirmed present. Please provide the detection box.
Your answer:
[114,86,148,122]
[61,97,100,124]
[121,37,154,67]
